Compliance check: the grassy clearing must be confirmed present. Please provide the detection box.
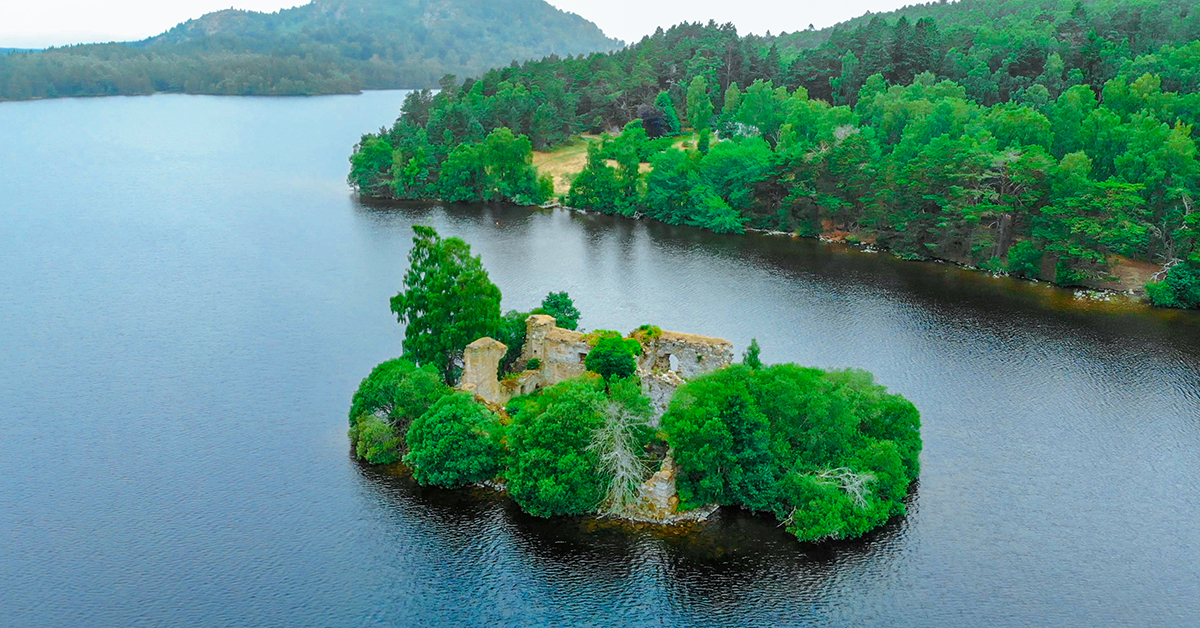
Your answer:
[532,135,597,198]
[532,133,699,198]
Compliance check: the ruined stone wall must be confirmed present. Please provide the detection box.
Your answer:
[458,315,734,414]
[520,314,590,384]
[636,330,735,381]
[459,337,508,407]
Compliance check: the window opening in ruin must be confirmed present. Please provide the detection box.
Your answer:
[579,352,588,364]
[668,354,680,372]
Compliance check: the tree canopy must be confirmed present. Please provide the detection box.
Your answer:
[662,364,922,542]
[352,2,1200,306]
[404,393,505,487]
[506,375,610,517]
[390,225,502,383]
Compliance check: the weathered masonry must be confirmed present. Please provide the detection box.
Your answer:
[459,314,734,421]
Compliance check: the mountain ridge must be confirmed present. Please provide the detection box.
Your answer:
[0,0,623,100]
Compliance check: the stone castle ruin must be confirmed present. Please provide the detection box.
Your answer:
[459,314,734,422]
[459,315,735,521]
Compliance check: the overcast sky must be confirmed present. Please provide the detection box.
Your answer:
[0,0,912,48]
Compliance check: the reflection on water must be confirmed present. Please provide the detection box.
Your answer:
[2,92,1198,627]
[352,457,910,626]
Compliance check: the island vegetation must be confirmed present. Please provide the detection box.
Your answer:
[348,225,922,542]
[349,0,1200,309]
[0,0,621,100]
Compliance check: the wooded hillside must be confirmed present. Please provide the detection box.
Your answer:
[0,0,622,100]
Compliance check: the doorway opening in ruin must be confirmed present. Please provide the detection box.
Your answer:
[668,354,680,373]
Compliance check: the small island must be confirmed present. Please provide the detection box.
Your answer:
[349,225,922,542]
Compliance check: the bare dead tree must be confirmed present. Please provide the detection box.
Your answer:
[589,398,652,516]
[813,467,876,508]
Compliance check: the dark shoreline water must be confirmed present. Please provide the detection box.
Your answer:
[2,91,1199,627]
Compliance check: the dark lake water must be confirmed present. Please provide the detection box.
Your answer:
[2,91,1199,627]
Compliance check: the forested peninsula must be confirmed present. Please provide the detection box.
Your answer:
[0,0,620,100]
[350,0,1200,309]
[350,226,923,543]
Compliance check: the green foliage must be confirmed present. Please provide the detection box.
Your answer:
[655,91,681,135]
[429,128,552,204]
[348,415,402,465]
[585,336,640,381]
[1145,262,1200,308]
[349,136,394,197]
[348,357,450,431]
[0,0,622,101]
[526,358,541,370]
[629,324,662,342]
[742,338,763,369]
[1005,241,1044,279]
[686,75,715,136]
[538,291,581,330]
[346,3,1200,307]
[390,226,503,383]
[496,310,531,374]
[506,376,609,517]
[564,142,628,213]
[404,393,505,487]
[662,363,922,542]
[662,365,776,511]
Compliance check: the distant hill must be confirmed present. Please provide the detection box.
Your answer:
[0,0,623,100]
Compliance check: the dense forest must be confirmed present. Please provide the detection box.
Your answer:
[350,0,1200,308]
[0,0,621,100]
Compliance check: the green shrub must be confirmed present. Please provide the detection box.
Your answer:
[526,358,541,370]
[404,393,505,487]
[742,338,763,369]
[1146,263,1200,309]
[585,336,640,381]
[1005,241,1043,279]
[1146,280,1177,307]
[349,415,402,465]
[660,365,776,511]
[629,324,662,342]
[348,358,451,432]
[506,376,609,517]
[661,363,922,542]
[582,329,624,346]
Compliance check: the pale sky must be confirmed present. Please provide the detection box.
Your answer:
[0,0,912,48]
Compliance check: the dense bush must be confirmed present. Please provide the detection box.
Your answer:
[404,393,505,487]
[662,363,921,542]
[348,415,403,465]
[348,358,450,431]
[661,365,776,511]
[585,336,640,381]
[506,376,610,517]
[1005,241,1044,279]
[1146,262,1200,309]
